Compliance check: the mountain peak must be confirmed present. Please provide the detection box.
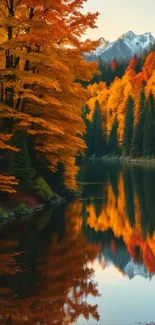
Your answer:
[95,38,110,56]
[85,31,155,61]
[118,30,136,40]
[125,30,136,37]
[143,31,153,37]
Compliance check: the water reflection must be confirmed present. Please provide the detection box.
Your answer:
[1,162,155,324]
[0,203,100,324]
[80,162,155,277]
[0,239,23,323]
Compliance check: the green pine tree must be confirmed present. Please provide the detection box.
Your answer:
[82,105,94,157]
[108,117,120,155]
[123,96,134,157]
[143,106,155,158]
[92,101,107,157]
[11,132,36,185]
[148,92,155,120]
[130,91,145,158]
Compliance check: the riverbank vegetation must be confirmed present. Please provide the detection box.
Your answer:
[0,0,99,210]
[1,1,155,219]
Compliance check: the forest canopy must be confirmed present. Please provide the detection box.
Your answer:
[85,52,155,158]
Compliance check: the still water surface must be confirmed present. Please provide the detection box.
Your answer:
[0,161,155,324]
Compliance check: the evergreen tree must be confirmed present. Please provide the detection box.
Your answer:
[92,101,107,157]
[82,105,94,157]
[11,132,36,185]
[143,106,155,158]
[89,59,128,86]
[148,92,155,120]
[86,121,94,157]
[123,96,134,156]
[130,91,145,158]
[108,117,120,155]
[134,56,144,73]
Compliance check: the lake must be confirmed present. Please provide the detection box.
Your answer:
[0,161,155,324]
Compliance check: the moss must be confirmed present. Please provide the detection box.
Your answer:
[0,208,8,219]
[32,177,54,201]
[14,203,33,215]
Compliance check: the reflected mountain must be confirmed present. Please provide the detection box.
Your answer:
[79,162,155,279]
[1,162,155,324]
[124,259,151,279]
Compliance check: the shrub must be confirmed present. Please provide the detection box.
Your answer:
[0,208,8,219]
[32,177,54,201]
[14,203,33,215]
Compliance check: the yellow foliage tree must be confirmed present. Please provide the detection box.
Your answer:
[86,51,155,147]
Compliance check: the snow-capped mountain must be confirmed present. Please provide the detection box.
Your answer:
[85,31,155,61]
[124,259,151,279]
[100,247,154,280]
[94,37,110,56]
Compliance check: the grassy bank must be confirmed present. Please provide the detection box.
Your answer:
[0,187,66,225]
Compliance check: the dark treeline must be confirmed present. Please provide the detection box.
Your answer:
[83,52,149,87]
[123,92,155,158]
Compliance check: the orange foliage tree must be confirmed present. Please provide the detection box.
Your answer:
[0,132,18,193]
[0,0,99,191]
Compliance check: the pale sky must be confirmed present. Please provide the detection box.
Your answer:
[83,0,155,41]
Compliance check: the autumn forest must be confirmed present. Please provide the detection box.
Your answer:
[1,1,155,324]
[0,0,99,200]
[1,0,155,206]
[85,51,155,158]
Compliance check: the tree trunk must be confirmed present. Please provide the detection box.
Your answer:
[0,82,4,102]
[8,26,13,40]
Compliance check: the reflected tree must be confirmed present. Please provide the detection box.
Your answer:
[0,201,100,324]
[81,166,155,276]
[123,165,135,226]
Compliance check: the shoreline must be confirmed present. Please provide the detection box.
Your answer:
[90,155,155,167]
[0,194,66,227]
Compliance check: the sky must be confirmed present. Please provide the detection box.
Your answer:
[83,0,155,41]
[76,262,155,325]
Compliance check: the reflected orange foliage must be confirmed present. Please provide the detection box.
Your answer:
[86,175,155,274]
[0,201,101,324]
[110,239,117,254]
